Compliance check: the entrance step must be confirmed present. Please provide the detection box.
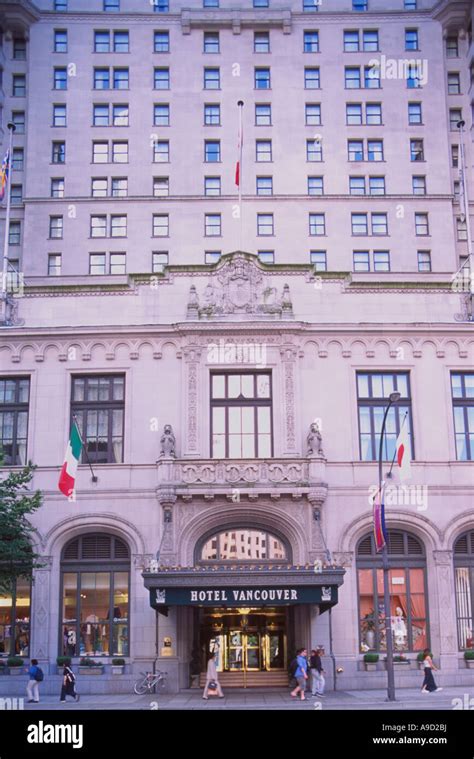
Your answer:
[199,671,289,688]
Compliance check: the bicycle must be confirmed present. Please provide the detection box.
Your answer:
[133,670,168,695]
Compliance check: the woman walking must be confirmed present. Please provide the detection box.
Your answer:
[60,663,80,703]
[202,651,224,699]
[421,649,443,693]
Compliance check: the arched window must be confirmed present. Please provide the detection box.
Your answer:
[357,530,428,653]
[199,528,289,563]
[0,577,31,658]
[454,530,474,650]
[60,534,130,658]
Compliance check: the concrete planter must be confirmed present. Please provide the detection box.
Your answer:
[79,666,104,675]
[111,666,124,675]
[364,663,378,672]
[9,668,23,676]
[465,660,474,669]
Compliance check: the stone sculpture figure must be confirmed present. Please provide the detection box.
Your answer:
[160,424,176,458]
[307,422,324,457]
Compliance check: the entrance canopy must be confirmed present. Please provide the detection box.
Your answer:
[143,565,345,616]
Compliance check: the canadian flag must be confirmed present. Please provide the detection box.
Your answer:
[235,110,243,188]
[396,417,411,482]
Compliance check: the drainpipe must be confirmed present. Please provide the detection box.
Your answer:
[329,606,337,691]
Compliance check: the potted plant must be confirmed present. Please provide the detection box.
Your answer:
[361,612,376,650]
[79,657,104,675]
[7,656,24,675]
[363,652,379,671]
[56,656,72,675]
[111,658,125,675]
[464,651,474,669]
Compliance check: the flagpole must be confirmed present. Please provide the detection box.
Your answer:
[1,123,16,302]
[457,120,473,310]
[237,100,244,252]
[72,413,98,483]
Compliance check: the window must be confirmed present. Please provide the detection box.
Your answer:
[365,65,380,89]
[309,213,325,236]
[93,141,109,163]
[91,215,107,238]
[256,140,272,162]
[9,221,21,245]
[205,176,221,196]
[352,213,368,235]
[53,104,67,127]
[344,31,359,52]
[304,67,320,89]
[152,251,168,272]
[448,72,461,94]
[304,31,319,53]
[153,214,169,237]
[0,377,30,466]
[54,68,67,90]
[93,104,109,126]
[201,528,285,561]
[366,103,382,125]
[369,176,385,195]
[111,215,127,237]
[353,251,370,271]
[110,253,126,275]
[408,102,422,124]
[255,104,271,126]
[113,68,129,89]
[0,577,31,658]
[12,111,25,133]
[406,65,421,89]
[154,104,170,126]
[12,75,26,97]
[412,176,426,195]
[60,534,129,657]
[255,68,271,89]
[410,139,424,161]
[353,0,368,9]
[254,0,269,6]
[308,176,324,195]
[204,68,220,89]
[256,176,272,195]
[13,39,26,60]
[405,29,418,51]
[113,104,128,126]
[153,177,169,197]
[94,31,110,52]
[415,212,429,235]
[449,108,462,131]
[51,178,65,198]
[371,212,388,235]
[114,31,129,52]
[112,141,128,163]
[104,0,120,10]
[52,142,66,164]
[310,250,327,271]
[203,0,219,6]
[12,148,24,170]
[205,214,222,236]
[446,36,459,58]
[89,253,106,275]
[204,251,221,265]
[417,250,431,272]
[11,185,23,205]
[306,138,323,162]
[345,67,361,88]
[348,140,364,161]
[211,373,272,458]
[48,253,62,276]
[154,68,169,89]
[257,213,274,236]
[454,530,474,649]
[54,30,68,53]
[111,180,127,199]
[254,32,270,53]
[94,68,110,89]
[50,215,63,239]
[154,31,170,52]
[362,30,378,51]
[91,178,107,197]
[204,104,220,126]
[153,140,169,162]
[55,0,68,8]
[303,0,320,10]
[305,103,321,125]
[451,145,459,168]
[373,250,390,272]
[258,251,274,264]
[367,140,383,161]
[205,140,220,162]
[153,0,169,9]
[457,217,468,241]
[404,0,417,7]
[349,176,365,195]
[357,530,428,653]
[357,372,413,461]
[346,103,362,125]
[204,32,219,54]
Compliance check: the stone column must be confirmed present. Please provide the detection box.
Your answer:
[307,485,328,564]
[31,557,53,667]
[157,489,177,566]
[432,550,459,673]
[156,607,180,694]
[309,604,334,691]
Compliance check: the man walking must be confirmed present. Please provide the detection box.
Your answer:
[26,658,42,703]
[290,647,308,701]
[310,648,325,698]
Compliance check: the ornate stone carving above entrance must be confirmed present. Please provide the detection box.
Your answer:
[186,253,293,319]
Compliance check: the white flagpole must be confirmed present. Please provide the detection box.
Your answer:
[1,123,15,302]
[457,120,473,297]
[237,100,244,252]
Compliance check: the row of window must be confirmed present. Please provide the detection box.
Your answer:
[1,372,472,466]
[50,1,426,14]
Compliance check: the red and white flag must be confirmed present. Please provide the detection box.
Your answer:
[235,109,243,188]
[396,416,411,482]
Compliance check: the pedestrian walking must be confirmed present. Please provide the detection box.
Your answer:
[309,648,325,697]
[60,663,80,703]
[421,649,443,693]
[202,652,224,700]
[290,647,308,701]
[26,658,43,703]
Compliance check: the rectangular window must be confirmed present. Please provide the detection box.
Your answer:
[204,104,220,126]
[153,214,169,237]
[154,104,170,126]
[448,72,461,94]
[205,251,221,264]
[110,253,126,275]
[204,32,220,53]
[211,373,273,459]
[348,140,364,161]
[256,176,272,195]
[412,175,426,195]
[110,180,129,199]
[114,31,129,53]
[415,212,429,236]
[371,213,388,235]
[53,104,67,126]
[0,377,30,465]
[405,29,419,51]
[353,250,370,272]
[204,68,220,89]
[306,139,323,162]
[9,221,21,245]
[373,250,390,272]
[367,140,383,161]
[457,217,468,241]
[52,141,66,164]
[346,103,362,125]
[365,66,380,88]
[54,30,68,53]
[357,372,413,461]
[94,31,110,52]
[446,36,459,57]
[89,253,106,275]
[93,141,109,163]
[153,140,169,162]
[305,103,321,125]
[255,68,271,89]
[451,145,459,168]
[366,103,382,125]
[55,0,68,8]
[110,215,127,237]
[369,176,385,195]
[309,213,325,236]
[91,215,107,238]
[408,102,422,124]
[71,374,125,465]
[54,68,67,90]
[205,176,221,196]
[451,373,474,460]
[153,177,169,197]
[310,250,327,271]
[349,176,365,195]
[48,253,62,276]
[308,176,324,195]
[113,68,129,89]
[417,250,431,272]
[256,140,272,162]
[257,213,274,236]
[152,251,169,272]
[10,185,23,204]
[50,215,63,239]
[406,65,421,89]
[91,178,108,197]
[344,31,359,52]
[363,30,378,51]
[154,31,170,52]
[353,0,368,9]
[254,32,270,53]
[205,140,220,162]
[113,104,128,126]
[345,67,361,88]
[104,0,120,10]
[12,112,25,133]
[205,214,222,236]
[255,104,271,126]
[410,139,424,162]
[304,67,320,89]
[304,31,319,53]
[12,75,26,97]
[303,0,320,10]
[449,108,462,131]
[154,68,169,89]
[93,104,109,126]
[352,213,368,235]
[254,0,269,6]
[153,0,169,9]
[112,141,128,163]
[257,251,274,264]
[12,148,24,171]
[51,178,65,198]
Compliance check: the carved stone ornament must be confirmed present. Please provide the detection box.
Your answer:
[307,422,325,457]
[186,253,293,319]
[159,424,176,458]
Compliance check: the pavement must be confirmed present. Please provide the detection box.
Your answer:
[14,685,474,710]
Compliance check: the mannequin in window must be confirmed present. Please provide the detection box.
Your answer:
[392,606,408,648]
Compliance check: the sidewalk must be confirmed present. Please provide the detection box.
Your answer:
[14,685,474,710]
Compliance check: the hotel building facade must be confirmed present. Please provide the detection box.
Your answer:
[0,0,473,693]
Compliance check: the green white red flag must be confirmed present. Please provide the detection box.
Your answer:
[58,421,82,497]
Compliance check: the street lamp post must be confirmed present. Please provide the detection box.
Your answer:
[378,390,400,702]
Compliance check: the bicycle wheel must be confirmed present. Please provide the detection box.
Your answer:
[133,678,150,695]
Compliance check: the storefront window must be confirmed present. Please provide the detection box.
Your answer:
[0,577,31,657]
[60,534,129,657]
[454,530,474,650]
[357,530,428,653]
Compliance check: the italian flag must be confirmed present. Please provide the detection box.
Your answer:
[396,416,411,482]
[58,422,82,497]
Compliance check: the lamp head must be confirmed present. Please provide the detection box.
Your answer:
[389,392,401,403]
